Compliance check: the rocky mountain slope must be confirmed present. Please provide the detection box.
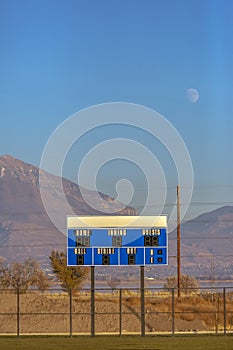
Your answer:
[0,154,136,262]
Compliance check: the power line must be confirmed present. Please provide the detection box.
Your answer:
[0,243,65,248]
[1,202,233,216]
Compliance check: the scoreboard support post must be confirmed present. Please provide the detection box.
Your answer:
[91,266,95,337]
[140,266,145,336]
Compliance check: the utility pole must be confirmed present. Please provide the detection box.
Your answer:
[177,185,181,297]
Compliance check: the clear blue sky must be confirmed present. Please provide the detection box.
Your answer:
[1,0,233,218]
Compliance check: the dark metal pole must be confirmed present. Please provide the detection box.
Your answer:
[223,287,226,335]
[140,266,145,336]
[91,266,95,336]
[172,288,175,336]
[119,288,122,336]
[17,288,20,337]
[69,288,73,337]
[177,185,181,298]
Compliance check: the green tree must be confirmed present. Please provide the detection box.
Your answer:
[164,274,199,294]
[49,250,88,292]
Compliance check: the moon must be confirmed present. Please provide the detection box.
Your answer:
[186,88,199,103]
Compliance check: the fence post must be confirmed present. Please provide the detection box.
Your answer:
[91,266,95,336]
[223,287,226,336]
[69,288,73,337]
[140,266,145,337]
[16,288,20,337]
[119,288,122,336]
[172,288,175,336]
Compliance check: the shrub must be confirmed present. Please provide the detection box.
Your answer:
[164,274,199,294]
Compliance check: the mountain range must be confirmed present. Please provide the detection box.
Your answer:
[168,205,233,278]
[0,154,136,262]
[0,154,233,278]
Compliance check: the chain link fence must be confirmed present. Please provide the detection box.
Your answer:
[0,286,233,336]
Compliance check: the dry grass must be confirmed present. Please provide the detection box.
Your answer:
[0,289,233,334]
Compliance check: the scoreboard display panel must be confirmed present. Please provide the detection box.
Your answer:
[67,215,168,266]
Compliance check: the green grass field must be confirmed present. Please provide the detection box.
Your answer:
[0,336,233,350]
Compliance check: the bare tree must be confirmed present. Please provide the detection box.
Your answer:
[0,258,50,292]
[31,269,50,292]
[164,274,199,294]
[0,260,10,289]
[107,274,121,291]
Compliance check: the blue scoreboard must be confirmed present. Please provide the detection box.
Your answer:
[67,216,168,266]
